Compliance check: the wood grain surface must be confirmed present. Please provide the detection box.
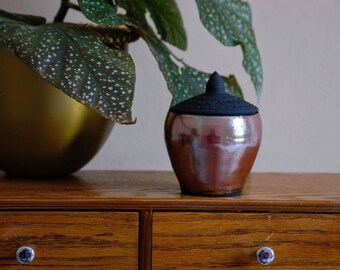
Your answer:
[152,212,340,269]
[0,212,138,269]
[0,171,338,213]
[0,171,338,269]
[139,210,153,270]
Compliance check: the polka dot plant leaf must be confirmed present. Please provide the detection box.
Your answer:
[79,0,187,50]
[144,0,187,50]
[78,0,126,26]
[0,10,136,124]
[195,0,263,97]
[78,0,243,106]
[145,29,243,106]
[117,0,147,21]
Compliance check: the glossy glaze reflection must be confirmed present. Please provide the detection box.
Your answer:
[165,112,262,196]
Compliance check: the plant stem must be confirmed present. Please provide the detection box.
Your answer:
[54,0,81,23]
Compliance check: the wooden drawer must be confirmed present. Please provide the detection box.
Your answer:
[0,212,138,269]
[152,212,340,269]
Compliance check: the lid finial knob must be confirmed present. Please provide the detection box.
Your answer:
[206,71,226,94]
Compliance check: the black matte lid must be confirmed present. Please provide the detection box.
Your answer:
[170,72,259,116]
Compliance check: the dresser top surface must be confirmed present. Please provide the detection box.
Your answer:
[0,171,339,212]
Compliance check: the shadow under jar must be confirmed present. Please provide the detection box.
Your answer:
[165,72,262,196]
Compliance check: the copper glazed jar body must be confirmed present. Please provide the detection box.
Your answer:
[165,112,262,196]
[0,49,114,178]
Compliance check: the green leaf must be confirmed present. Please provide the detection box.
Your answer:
[195,0,263,97]
[117,0,147,22]
[222,75,243,99]
[145,30,242,105]
[78,0,126,26]
[80,0,187,50]
[78,0,244,104]
[0,11,136,124]
[144,0,187,50]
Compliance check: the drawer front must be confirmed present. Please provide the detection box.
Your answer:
[0,211,138,269]
[153,212,340,269]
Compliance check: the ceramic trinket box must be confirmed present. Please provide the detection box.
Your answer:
[165,72,262,196]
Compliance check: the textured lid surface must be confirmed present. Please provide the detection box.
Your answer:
[170,72,259,116]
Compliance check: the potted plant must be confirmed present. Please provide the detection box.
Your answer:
[0,0,262,177]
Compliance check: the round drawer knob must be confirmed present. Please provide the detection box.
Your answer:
[16,246,35,265]
[256,247,275,265]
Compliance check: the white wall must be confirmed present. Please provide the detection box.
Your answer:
[1,0,340,172]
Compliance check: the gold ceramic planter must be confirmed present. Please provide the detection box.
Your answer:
[0,49,114,177]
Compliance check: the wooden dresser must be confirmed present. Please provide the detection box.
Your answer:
[0,171,339,269]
